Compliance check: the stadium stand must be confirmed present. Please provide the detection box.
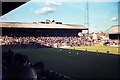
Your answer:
[1,35,119,48]
[104,25,120,39]
[0,36,94,48]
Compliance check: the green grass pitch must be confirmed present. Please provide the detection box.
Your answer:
[9,46,120,79]
[68,46,120,54]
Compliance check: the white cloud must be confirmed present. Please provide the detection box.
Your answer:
[45,1,62,6]
[34,7,56,15]
[111,17,118,21]
[0,16,9,21]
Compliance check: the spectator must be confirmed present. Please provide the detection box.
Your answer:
[6,54,37,80]
[33,61,45,79]
[2,50,74,80]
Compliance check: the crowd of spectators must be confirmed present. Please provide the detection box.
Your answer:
[104,39,120,46]
[0,35,95,48]
[0,35,119,48]
[2,49,73,80]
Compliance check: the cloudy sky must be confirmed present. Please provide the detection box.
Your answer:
[0,0,119,32]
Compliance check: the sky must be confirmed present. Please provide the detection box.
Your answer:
[0,0,119,32]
